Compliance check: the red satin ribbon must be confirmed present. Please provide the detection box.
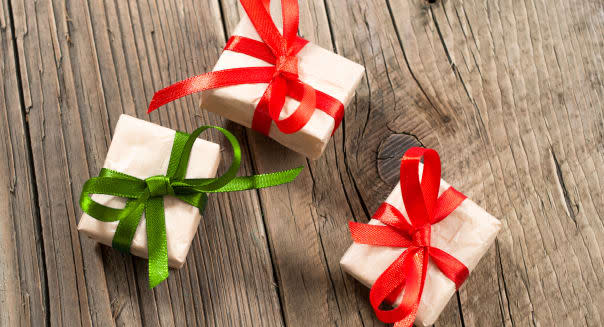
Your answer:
[348,147,469,327]
[147,0,345,136]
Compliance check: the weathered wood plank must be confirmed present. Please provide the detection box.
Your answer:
[10,0,284,325]
[10,0,116,324]
[0,0,46,325]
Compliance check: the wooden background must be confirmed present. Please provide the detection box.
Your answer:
[1,0,603,326]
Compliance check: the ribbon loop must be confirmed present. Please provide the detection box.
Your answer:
[80,124,303,288]
[347,147,469,327]
[145,175,174,197]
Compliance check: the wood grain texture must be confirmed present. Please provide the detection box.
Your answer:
[8,0,283,326]
[385,0,604,326]
[218,1,387,326]
[1,0,602,326]
[0,0,46,325]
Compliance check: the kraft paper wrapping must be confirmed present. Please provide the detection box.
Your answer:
[201,5,365,159]
[340,170,501,326]
[78,115,221,268]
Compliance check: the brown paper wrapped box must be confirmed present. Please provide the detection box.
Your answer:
[201,2,365,159]
[78,115,221,268]
[340,167,502,326]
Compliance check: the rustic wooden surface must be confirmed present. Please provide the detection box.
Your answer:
[1,0,602,326]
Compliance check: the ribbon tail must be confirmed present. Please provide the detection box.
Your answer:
[393,249,428,327]
[147,67,274,113]
[369,248,427,326]
[146,196,169,288]
[251,82,275,136]
[429,247,469,289]
[206,166,303,192]
[112,194,148,253]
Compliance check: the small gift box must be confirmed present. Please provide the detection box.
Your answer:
[340,148,501,327]
[78,114,220,269]
[78,114,302,287]
[201,1,365,159]
[147,0,365,160]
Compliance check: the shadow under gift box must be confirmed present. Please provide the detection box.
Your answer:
[201,1,365,160]
[340,166,502,326]
[78,115,221,268]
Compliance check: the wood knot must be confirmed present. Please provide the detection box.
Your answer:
[377,133,423,185]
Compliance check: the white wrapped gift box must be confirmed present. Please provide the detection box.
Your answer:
[78,115,221,268]
[340,168,501,326]
[201,1,365,159]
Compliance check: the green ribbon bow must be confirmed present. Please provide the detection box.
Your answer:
[80,125,302,288]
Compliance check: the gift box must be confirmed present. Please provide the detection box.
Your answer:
[78,114,302,288]
[201,5,364,159]
[146,0,364,160]
[78,114,221,268]
[340,149,502,326]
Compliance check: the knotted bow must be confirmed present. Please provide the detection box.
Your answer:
[80,126,302,288]
[147,0,344,136]
[348,147,469,326]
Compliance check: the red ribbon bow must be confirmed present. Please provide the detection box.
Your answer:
[147,0,344,136]
[348,147,469,327]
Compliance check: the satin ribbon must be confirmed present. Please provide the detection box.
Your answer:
[147,0,344,136]
[80,125,302,288]
[348,147,469,327]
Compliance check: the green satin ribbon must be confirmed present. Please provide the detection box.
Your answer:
[79,125,302,288]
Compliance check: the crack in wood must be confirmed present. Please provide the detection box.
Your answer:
[496,241,515,327]
[455,291,466,327]
[550,147,578,226]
